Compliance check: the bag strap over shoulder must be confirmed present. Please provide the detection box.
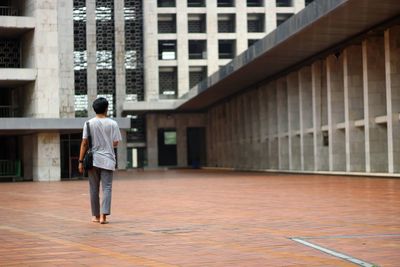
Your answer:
[86,121,92,149]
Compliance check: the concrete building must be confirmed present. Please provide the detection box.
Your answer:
[0,0,310,180]
[1,0,399,181]
[128,0,400,176]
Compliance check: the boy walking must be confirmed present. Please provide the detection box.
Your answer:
[78,97,122,224]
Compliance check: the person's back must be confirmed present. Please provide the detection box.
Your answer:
[78,97,122,224]
[86,117,120,171]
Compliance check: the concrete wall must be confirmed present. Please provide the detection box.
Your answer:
[205,24,400,175]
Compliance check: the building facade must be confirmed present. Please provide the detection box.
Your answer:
[1,0,311,181]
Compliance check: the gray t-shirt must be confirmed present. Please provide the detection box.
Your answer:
[82,117,122,171]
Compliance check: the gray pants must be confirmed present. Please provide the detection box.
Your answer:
[88,167,113,216]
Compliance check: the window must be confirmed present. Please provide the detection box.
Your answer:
[218,14,235,33]
[157,0,175,7]
[187,0,205,7]
[247,0,263,7]
[159,67,177,99]
[276,0,293,7]
[188,14,206,33]
[189,66,207,88]
[217,0,234,7]
[218,40,235,59]
[158,14,176,33]
[305,0,314,5]
[189,40,207,59]
[159,40,177,60]
[164,131,177,145]
[247,14,265,32]
[277,13,293,26]
[248,39,259,48]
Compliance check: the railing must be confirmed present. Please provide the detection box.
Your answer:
[0,106,18,117]
[0,6,18,16]
[0,160,21,178]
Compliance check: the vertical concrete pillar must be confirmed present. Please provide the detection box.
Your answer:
[86,0,97,117]
[32,133,61,181]
[251,89,261,169]
[235,0,247,55]
[277,78,289,170]
[176,1,189,97]
[385,26,400,173]
[114,0,126,117]
[343,45,365,172]
[206,110,214,166]
[287,72,300,170]
[117,129,127,169]
[57,0,75,118]
[176,119,187,167]
[238,96,246,169]
[258,85,269,169]
[143,0,158,100]
[206,0,219,75]
[312,60,328,171]
[146,114,158,168]
[363,36,388,173]
[267,82,278,169]
[299,66,314,171]
[327,54,345,171]
[265,0,277,34]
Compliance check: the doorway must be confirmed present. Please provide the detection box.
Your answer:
[60,133,82,179]
[187,127,206,168]
[158,128,177,166]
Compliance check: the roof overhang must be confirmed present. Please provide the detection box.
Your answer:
[0,118,131,132]
[0,69,37,87]
[0,16,35,38]
[177,0,400,111]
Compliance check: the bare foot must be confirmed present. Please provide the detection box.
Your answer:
[92,216,100,223]
[100,214,108,224]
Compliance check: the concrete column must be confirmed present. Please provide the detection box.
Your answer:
[265,0,277,34]
[114,0,126,117]
[251,89,261,169]
[143,0,159,100]
[176,120,187,167]
[86,0,97,117]
[363,36,388,173]
[287,72,300,170]
[206,0,219,75]
[235,0,247,55]
[258,85,269,169]
[312,60,328,171]
[176,1,189,97]
[267,82,278,169]
[343,45,365,172]
[117,129,127,169]
[57,0,75,118]
[32,133,61,181]
[33,1,61,118]
[385,26,400,173]
[277,78,289,170]
[237,96,246,169]
[299,66,314,171]
[327,54,345,171]
[146,114,158,168]
[232,97,239,168]
[206,111,214,166]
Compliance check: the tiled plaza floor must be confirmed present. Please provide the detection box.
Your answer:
[0,169,399,266]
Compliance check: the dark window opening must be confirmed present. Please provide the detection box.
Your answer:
[159,67,177,99]
[276,0,293,7]
[158,14,176,33]
[247,14,265,32]
[189,40,206,59]
[277,13,293,26]
[217,0,235,7]
[218,40,236,59]
[218,14,235,33]
[187,0,205,7]
[188,14,206,33]
[247,0,263,7]
[157,0,175,7]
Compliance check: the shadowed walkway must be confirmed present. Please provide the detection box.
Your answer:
[0,170,399,266]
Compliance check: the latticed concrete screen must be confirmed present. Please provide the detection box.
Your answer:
[0,40,20,68]
[125,0,144,102]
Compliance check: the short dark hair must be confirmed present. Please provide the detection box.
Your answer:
[92,97,109,114]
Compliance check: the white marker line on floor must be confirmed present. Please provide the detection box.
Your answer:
[291,238,377,267]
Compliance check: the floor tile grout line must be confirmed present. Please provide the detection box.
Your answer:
[293,234,400,239]
[290,237,378,267]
